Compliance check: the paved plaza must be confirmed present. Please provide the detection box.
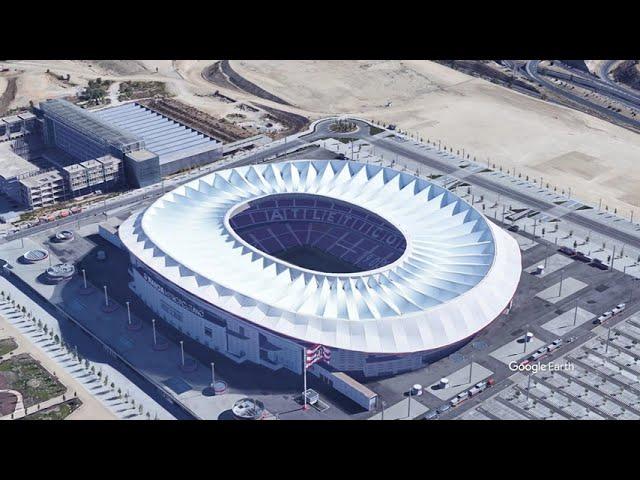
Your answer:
[367,397,429,420]
[490,337,546,365]
[427,362,493,401]
[524,253,574,278]
[535,277,588,304]
[541,307,596,336]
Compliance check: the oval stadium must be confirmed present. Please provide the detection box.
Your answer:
[119,160,521,378]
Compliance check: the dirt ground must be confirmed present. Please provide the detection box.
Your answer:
[2,59,639,215]
[231,60,640,215]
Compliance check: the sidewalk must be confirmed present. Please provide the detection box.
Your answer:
[0,308,118,420]
[0,291,164,420]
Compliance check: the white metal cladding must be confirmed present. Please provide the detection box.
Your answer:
[119,160,522,354]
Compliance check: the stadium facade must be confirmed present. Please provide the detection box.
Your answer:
[120,160,522,378]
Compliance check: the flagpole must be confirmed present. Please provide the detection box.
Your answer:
[303,354,308,411]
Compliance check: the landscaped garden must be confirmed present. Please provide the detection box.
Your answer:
[0,353,66,408]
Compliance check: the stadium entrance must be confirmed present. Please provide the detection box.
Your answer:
[228,193,407,274]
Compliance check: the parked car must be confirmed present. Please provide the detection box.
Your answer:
[612,303,626,315]
[596,311,613,324]
[575,251,592,262]
[423,410,438,420]
[469,383,487,397]
[437,403,452,414]
[592,258,608,270]
[507,225,520,232]
[559,246,576,256]
[528,352,544,362]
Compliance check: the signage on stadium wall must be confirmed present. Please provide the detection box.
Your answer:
[139,267,205,319]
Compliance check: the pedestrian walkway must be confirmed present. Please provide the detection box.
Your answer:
[0,286,168,419]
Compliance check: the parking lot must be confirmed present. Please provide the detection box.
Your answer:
[456,313,640,420]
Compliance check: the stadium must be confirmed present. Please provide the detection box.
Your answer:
[119,159,522,378]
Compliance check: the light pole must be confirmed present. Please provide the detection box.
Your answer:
[210,362,216,389]
[103,285,109,308]
[558,271,564,297]
[523,325,530,353]
[180,340,185,367]
[126,301,131,326]
[407,389,412,419]
[573,301,579,326]
[468,354,474,383]
[152,319,157,346]
[82,269,87,289]
[605,328,612,354]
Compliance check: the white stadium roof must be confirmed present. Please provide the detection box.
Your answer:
[120,160,522,354]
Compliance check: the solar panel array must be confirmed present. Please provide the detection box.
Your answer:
[93,103,221,164]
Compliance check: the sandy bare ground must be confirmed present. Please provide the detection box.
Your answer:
[3,59,639,216]
[232,60,640,216]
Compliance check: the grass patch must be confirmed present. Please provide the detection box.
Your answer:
[0,338,18,357]
[0,353,66,408]
[22,398,82,420]
[118,81,170,101]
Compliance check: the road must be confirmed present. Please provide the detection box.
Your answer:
[305,118,640,252]
[597,60,640,100]
[524,60,640,131]
[2,137,305,244]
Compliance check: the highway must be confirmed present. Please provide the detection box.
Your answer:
[597,60,640,100]
[524,60,640,130]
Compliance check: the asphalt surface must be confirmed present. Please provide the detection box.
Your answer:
[2,138,306,244]
[300,117,640,253]
[524,60,640,131]
[369,134,640,251]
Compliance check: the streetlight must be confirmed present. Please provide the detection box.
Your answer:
[558,271,564,297]
[152,318,157,346]
[82,269,87,289]
[103,285,109,308]
[407,388,413,419]
[180,340,185,367]
[126,301,131,326]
